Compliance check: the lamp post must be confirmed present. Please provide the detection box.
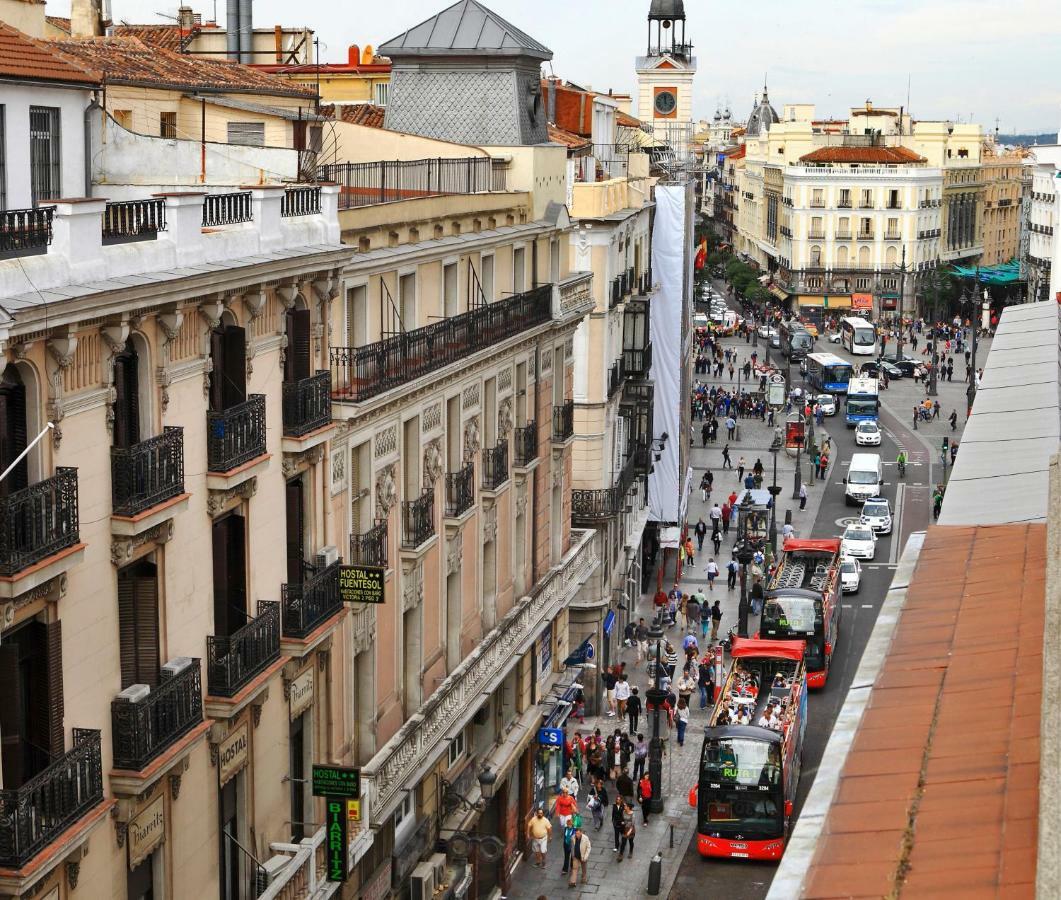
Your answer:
[736,494,756,637]
[966,268,982,415]
[768,428,782,557]
[791,404,804,500]
[646,640,666,814]
[440,767,500,900]
[927,335,939,397]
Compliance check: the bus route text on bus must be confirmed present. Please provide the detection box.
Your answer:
[688,638,808,861]
[804,352,854,394]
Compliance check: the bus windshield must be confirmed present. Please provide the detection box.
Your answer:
[700,739,784,838]
[702,738,782,787]
[791,331,813,351]
[847,399,878,418]
[761,596,819,635]
[851,326,875,346]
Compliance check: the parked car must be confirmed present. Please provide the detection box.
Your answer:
[839,556,862,593]
[855,420,882,446]
[841,523,877,560]
[880,354,921,378]
[859,359,903,380]
[816,394,837,416]
[860,497,893,535]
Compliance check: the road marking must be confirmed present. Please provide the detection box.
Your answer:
[889,483,905,565]
[865,563,898,569]
[841,604,853,608]
[861,604,873,608]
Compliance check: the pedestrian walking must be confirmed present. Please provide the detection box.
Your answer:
[602,669,618,717]
[611,797,625,852]
[737,456,746,482]
[712,530,722,555]
[588,779,608,831]
[706,558,719,590]
[560,769,579,801]
[684,536,696,568]
[636,618,649,666]
[675,698,690,747]
[627,687,642,734]
[727,557,738,590]
[618,803,636,861]
[527,808,552,868]
[722,444,732,468]
[710,600,723,640]
[701,422,710,447]
[799,482,807,511]
[698,656,715,709]
[615,676,631,719]
[695,517,707,551]
[555,786,578,828]
[569,827,591,885]
[721,501,731,535]
[637,774,653,825]
[700,471,712,502]
[949,409,958,431]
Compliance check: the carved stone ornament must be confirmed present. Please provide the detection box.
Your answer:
[515,482,528,517]
[199,299,226,332]
[115,818,129,849]
[169,772,183,801]
[483,505,497,543]
[552,462,564,489]
[446,530,463,576]
[206,476,258,518]
[422,438,444,487]
[376,465,398,516]
[402,562,424,612]
[46,334,77,450]
[111,520,174,567]
[463,417,480,464]
[497,398,513,436]
[252,702,264,729]
[276,284,299,309]
[66,859,81,890]
[243,291,267,321]
[282,445,324,479]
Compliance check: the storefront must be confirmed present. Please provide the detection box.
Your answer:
[532,681,579,813]
[797,294,853,327]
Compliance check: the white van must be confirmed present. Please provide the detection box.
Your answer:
[844,452,883,506]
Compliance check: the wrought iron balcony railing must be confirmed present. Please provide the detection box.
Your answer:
[281,557,342,639]
[202,191,252,227]
[482,440,509,491]
[111,660,203,771]
[0,468,79,577]
[319,156,502,210]
[553,401,574,443]
[281,186,321,217]
[514,421,538,467]
[622,343,653,379]
[610,277,622,309]
[445,463,475,518]
[331,285,552,404]
[206,601,281,697]
[207,395,266,473]
[111,427,184,517]
[350,520,388,568]
[0,728,103,869]
[0,206,54,259]
[282,371,331,437]
[608,357,627,399]
[102,199,166,245]
[401,490,435,549]
[571,448,641,525]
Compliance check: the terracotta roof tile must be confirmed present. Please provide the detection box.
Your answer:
[45,15,71,33]
[616,110,642,129]
[46,36,314,98]
[548,123,591,151]
[799,145,926,164]
[334,104,385,129]
[113,24,184,52]
[0,22,99,85]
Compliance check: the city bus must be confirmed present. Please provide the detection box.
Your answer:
[779,321,814,362]
[804,352,854,394]
[839,315,877,356]
[760,539,843,689]
[844,375,879,427]
[688,638,808,861]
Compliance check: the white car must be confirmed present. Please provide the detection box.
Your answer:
[828,332,843,344]
[839,556,862,593]
[816,394,837,416]
[758,324,772,339]
[693,313,710,329]
[841,523,878,560]
[855,420,882,446]
[860,497,893,535]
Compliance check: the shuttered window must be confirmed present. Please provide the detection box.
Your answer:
[285,477,305,586]
[212,514,247,638]
[117,559,160,689]
[29,106,61,206]
[0,105,6,211]
[226,121,265,147]
[112,339,140,450]
[209,325,247,412]
[0,364,28,496]
[284,308,311,384]
[0,619,63,788]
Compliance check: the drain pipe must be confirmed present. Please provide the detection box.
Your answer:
[84,95,100,196]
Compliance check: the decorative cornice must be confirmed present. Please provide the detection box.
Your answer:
[207,476,258,518]
[111,520,174,567]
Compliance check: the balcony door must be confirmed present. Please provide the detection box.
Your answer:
[0,619,63,789]
[209,325,247,413]
[284,307,311,385]
[212,514,247,639]
[285,477,305,587]
[113,338,141,450]
[0,364,28,496]
[117,557,160,689]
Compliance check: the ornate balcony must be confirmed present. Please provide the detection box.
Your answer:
[282,371,331,437]
[351,520,388,568]
[0,468,79,577]
[0,729,103,869]
[445,464,475,518]
[623,344,653,380]
[281,557,341,639]
[514,422,538,467]
[331,286,552,404]
[401,490,435,550]
[0,206,54,259]
[207,395,267,473]
[571,487,622,522]
[553,401,574,443]
[111,660,203,771]
[102,199,166,245]
[482,441,509,491]
[111,427,184,518]
[608,357,627,399]
[207,601,281,698]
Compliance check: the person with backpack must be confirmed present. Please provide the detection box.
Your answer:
[587,778,608,831]
[698,656,715,708]
[618,801,636,862]
[637,773,653,825]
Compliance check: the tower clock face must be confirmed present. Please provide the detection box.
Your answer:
[654,90,677,116]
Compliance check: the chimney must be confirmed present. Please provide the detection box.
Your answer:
[348,44,361,66]
[71,0,104,37]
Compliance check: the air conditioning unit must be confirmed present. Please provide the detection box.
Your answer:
[409,862,436,900]
[319,545,340,566]
[428,853,447,887]
[116,683,151,703]
[160,657,194,681]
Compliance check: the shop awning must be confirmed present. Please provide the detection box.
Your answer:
[851,292,873,311]
[798,295,825,308]
[769,285,789,300]
[824,295,852,309]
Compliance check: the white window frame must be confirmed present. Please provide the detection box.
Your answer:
[448,730,466,767]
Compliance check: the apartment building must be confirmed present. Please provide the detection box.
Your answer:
[980,143,1027,266]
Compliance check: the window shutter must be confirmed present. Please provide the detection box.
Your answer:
[42,621,64,758]
[0,366,28,495]
[285,309,311,383]
[0,641,25,787]
[118,566,138,689]
[209,328,225,413]
[285,478,305,586]
[118,560,159,689]
[212,515,247,638]
[221,326,247,409]
[26,621,63,761]
[113,345,140,450]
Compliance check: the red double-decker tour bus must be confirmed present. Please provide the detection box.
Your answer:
[688,638,808,861]
[760,538,842,688]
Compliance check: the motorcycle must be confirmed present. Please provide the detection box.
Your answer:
[897,459,906,478]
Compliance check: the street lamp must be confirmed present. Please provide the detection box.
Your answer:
[965,268,983,415]
[791,404,804,500]
[768,428,782,556]
[735,493,757,637]
[646,640,666,814]
[927,333,939,397]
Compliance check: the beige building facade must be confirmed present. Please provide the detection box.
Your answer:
[980,144,1026,266]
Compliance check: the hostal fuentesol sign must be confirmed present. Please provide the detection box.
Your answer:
[338,565,385,604]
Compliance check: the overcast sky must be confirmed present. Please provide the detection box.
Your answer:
[63,0,1060,133]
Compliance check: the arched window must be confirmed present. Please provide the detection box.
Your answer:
[810,245,822,266]
[836,245,849,266]
[886,246,898,267]
[858,245,871,267]
[284,303,312,385]
[113,338,141,450]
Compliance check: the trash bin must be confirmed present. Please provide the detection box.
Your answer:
[647,853,663,895]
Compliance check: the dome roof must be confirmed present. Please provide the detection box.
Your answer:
[746,86,779,137]
[713,109,722,121]
[649,0,686,20]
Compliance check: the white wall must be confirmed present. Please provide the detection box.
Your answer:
[2,83,94,207]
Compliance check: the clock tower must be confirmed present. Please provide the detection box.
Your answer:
[636,0,697,156]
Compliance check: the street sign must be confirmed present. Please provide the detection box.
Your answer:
[767,379,786,408]
[538,727,564,747]
[347,800,361,823]
[325,799,348,883]
[338,565,385,604]
[603,610,616,636]
[312,765,361,799]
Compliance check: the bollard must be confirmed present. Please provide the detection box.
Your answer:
[785,508,793,526]
[734,425,741,442]
[647,853,663,895]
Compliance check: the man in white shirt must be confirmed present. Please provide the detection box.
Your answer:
[782,522,795,542]
[614,676,631,719]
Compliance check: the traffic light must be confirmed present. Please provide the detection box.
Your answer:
[942,437,949,452]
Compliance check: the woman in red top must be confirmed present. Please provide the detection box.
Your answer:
[555,788,578,827]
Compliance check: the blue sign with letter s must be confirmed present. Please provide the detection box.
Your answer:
[538,727,564,746]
